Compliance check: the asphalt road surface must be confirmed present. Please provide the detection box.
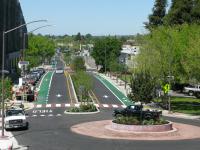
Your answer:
[48,56,70,104]
[91,73,123,105]
[10,65,200,150]
[11,109,200,150]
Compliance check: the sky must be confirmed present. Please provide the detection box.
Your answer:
[20,0,161,36]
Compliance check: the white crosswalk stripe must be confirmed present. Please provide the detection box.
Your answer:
[55,104,61,107]
[36,104,42,108]
[34,103,129,109]
[65,104,71,107]
[112,104,118,108]
[102,104,109,108]
[121,105,126,108]
[75,104,80,107]
[94,104,99,107]
[46,104,52,108]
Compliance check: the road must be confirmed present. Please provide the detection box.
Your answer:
[48,56,69,104]
[10,57,200,150]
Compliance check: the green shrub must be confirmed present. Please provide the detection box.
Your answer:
[67,104,97,112]
[113,116,168,125]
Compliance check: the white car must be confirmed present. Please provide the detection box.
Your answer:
[55,68,64,74]
[5,108,29,130]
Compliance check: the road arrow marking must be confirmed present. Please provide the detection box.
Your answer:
[56,94,62,98]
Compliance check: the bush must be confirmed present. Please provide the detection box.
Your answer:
[113,116,168,125]
[67,104,97,112]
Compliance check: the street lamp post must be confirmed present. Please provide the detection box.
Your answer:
[1,19,47,137]
[104,45,107,74]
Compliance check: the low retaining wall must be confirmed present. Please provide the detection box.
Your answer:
[111,121,173,132]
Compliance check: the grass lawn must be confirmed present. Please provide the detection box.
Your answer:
[170,97,200,115]
[154,97,200,115]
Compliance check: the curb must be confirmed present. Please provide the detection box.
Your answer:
[64,109,100,115]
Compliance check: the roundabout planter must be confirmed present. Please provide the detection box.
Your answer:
[111,121,173,132]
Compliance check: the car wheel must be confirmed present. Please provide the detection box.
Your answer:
[24,122,29,130]
[188,91,194,96]
[144,114,152,120]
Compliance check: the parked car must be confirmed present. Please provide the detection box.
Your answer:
[183,84,200,97]
[113,105,162,120]
[5,108,29,130]
[36,68,45,75]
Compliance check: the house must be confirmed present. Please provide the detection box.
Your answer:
[119,45,140,68]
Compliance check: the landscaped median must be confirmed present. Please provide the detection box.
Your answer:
[64,56,99,114]
[95,74,133,106]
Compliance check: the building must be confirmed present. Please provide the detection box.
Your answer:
[119,45,140,68]
[0,0,27,74]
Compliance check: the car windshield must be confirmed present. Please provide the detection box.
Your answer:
[6,110,24,116]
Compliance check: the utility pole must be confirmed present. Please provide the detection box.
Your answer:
[104,44,107,74]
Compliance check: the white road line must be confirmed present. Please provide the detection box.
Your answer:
[40,114,46,117]
[103,104,109,108]
[56,104,61,107]
[65,104,71,107]
[36,104,42,108]
[75,104,80,107]
[32,115,37,117]
[56,114,62,116]
[48,114,53,117]
[112,104,118,108]
[46,104,52,108]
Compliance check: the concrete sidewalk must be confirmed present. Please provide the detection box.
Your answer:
[0,119,19,149]
[99,73,131,96]
[162,110,200,120]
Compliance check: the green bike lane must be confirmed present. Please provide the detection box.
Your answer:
[95,74,134,106]
[36,71,54,104]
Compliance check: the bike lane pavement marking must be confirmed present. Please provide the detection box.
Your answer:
[36,71,54,104]
[95,74,133,106]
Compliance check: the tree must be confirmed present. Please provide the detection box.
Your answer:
[72,71,93,103]
[129,71,156,103]
[192,0,200,23]
[164,0,194,25]
[145,0,167,30]
[85,33,92,39]
[0,78,12,102]
[136,24,200,84]
[71,57,86,72]
[75,32,82,41]
[91,37,122,72]
[25,34,55,68]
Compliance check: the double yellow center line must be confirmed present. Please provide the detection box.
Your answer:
[64,71,73,104]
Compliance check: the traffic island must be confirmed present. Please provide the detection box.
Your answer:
[71,120,200,140]
[64,103,100,115]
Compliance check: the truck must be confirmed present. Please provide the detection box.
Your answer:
[184,84,200,98]
[113,105,162,120]
[5,107,29,130]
